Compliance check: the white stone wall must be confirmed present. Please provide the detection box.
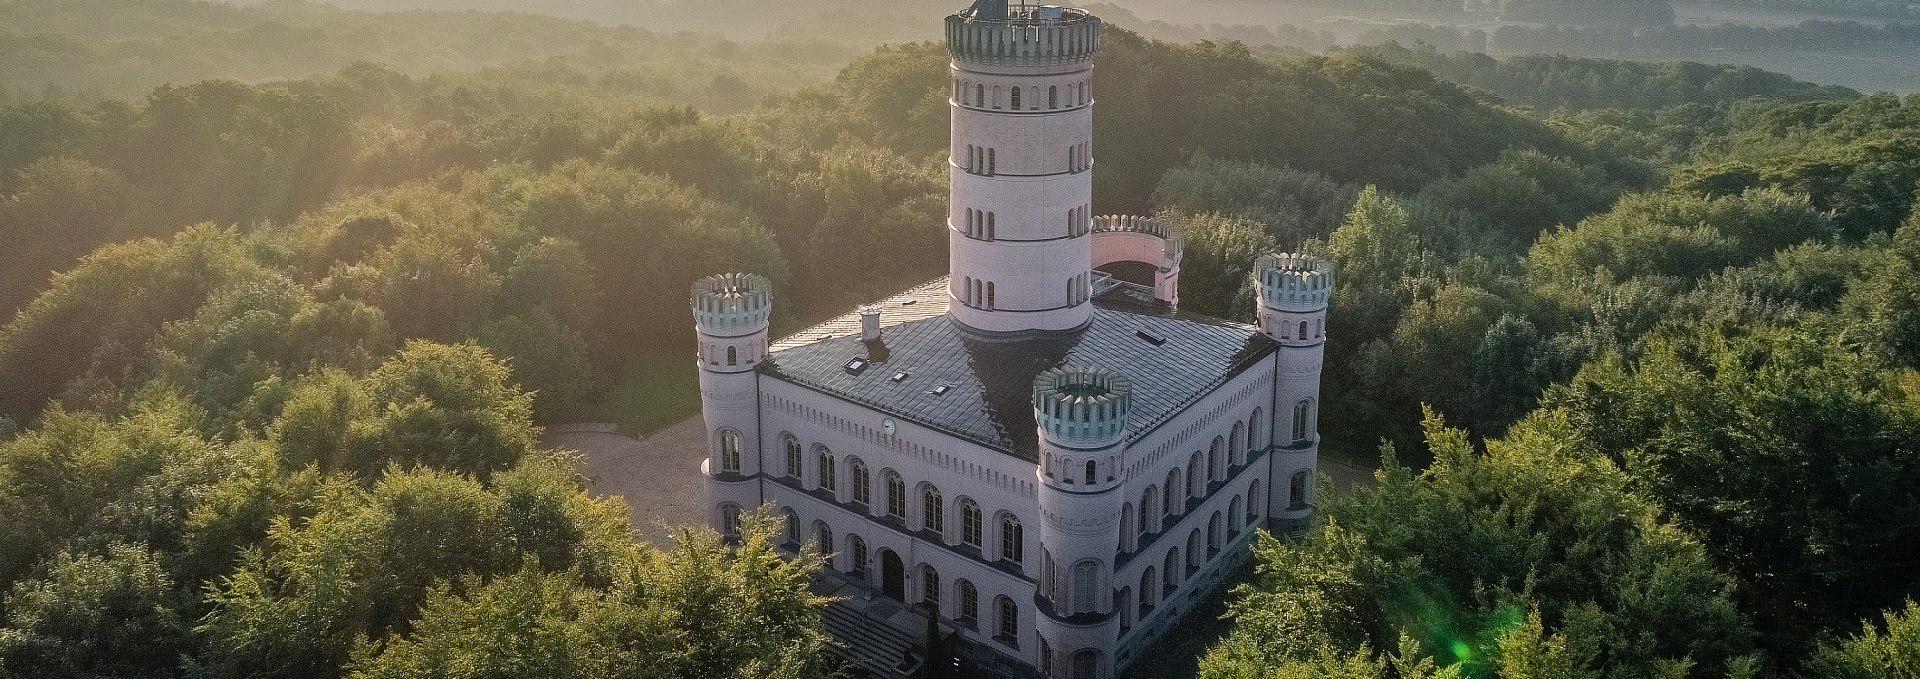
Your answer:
[946,58,1096,334]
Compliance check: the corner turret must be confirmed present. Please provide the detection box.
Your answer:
[692,273,773,537]
[1031,363,1129,678]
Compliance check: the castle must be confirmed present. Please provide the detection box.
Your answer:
[693,3,1330,677]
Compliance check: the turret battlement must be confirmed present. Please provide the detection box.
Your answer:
[690,273,772,336]
[946,3,1100,69]
[1033,363,1131,449]
[1253,252,1333,310]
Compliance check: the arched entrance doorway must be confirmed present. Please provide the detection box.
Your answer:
[880,549,905,601]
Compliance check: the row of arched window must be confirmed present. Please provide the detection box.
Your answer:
[1066,142,1090,174]
[959,276,996,310]
[1066,272,1090,307]
[699,339,765,368]
[962,144,996,175]
[730,505,1026,644]
[953,79,1091,111]
[1066,204,1090,237]
[774,433,1026,565]
[1279,316,1325,341]
[961,208,996,240]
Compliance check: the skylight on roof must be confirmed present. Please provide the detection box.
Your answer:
[1135,330,1167,346]
[890,371,910,382]
[930,384,951,396]
[844,357,869,375]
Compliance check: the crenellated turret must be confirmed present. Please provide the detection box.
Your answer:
[1031,363,1128,678]
[692,273,772,535]
[1091,215,1181,307]
[1251,253,1331,535]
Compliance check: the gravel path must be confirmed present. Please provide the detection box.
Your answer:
[541,418,709,548]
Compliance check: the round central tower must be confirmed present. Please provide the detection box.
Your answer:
[945,2,1101,334]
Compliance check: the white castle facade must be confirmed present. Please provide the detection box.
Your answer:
[694,3,1331,677]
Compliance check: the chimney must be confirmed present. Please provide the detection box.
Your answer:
[859,306,882,343]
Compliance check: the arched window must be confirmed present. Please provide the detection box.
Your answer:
[1072,650,1098,679]
[1249,408,1265,453]
[1072,560,1099,614]
[1049,85,1058,109]
[961,498,983,547]
[1084,459,1097,484]
[849,534,867,574]
[922,484,944,534]
[1010,86,1022,110]
[1187,529,1202,568]
[921,564,941,607]
[1139,569,1155,614]
[1229,496,1244,533]
[1208,437,1223,483]
[816,520,833,556]
[964,207,974,236]
[988,148,995,175]
[1298,320,1309,339]
[1290,469,1310,509]
[1230,421,1245,468]
[1138,488,1155,534]
[1162,549,1179,589]
[816,446,836,492]
[718,430,740,473]
[886,471,906,519]
[961,276,972,304]
[965,145,975,172]
[1292,399,1312,442]
[986,282,995,310]
[851,458,870,505]
[720,503,741,538]
[783,435,801,479]
[997,596,1019,639]
[986,212,995,240]
[958,579,979,621]
[726,345,737,366]
[976,83,985,107]
[1208,512,1223,552]
[1163,469,1180,517]
[992,85,1002,109]
[1248,480,1263,522]
[1187,453,1202,499]
[1000,515,1024,563]
[1118,504,1134,553]
[782,507,799,545]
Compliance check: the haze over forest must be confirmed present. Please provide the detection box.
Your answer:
[1,0,1918,677]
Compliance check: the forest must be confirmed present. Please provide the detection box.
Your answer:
[2,0,1919,677]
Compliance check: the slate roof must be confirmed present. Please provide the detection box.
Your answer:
[762,277,1277,462]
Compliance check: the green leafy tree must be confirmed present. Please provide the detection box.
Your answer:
[0,543,190,679]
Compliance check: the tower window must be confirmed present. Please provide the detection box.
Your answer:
[784,435,801,479]
[1084,460,1097,484]
[721,503,741,538]
[988,148,995,175]
[1049,85,1058,109]
[976,83,985,107]
[1011,86,1021,110]
[986,282,995,310]
[1293,399,1311,442]
[718,430,740,473]
[986,212,995,241]
[726,345,737,366]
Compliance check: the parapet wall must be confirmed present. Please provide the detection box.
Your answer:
[946,9,1100,69]
[1253,253,1333,310]
[690,273,773,336]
